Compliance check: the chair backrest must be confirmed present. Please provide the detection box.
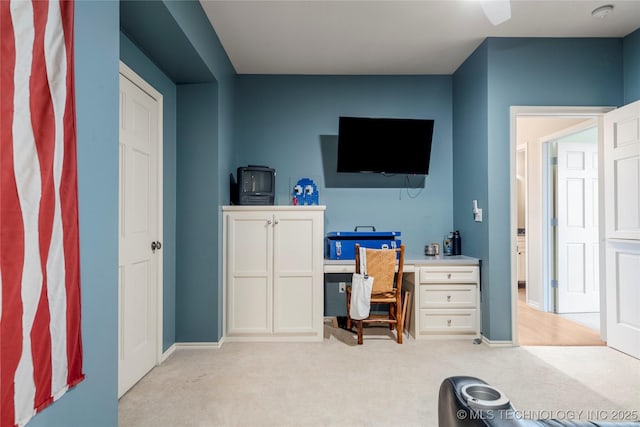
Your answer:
[355,244,405,294]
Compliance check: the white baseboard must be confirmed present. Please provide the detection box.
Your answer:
[174,341,223,350]
[481,335,514,347]
[160,344,177,362]
[160,341,224,362]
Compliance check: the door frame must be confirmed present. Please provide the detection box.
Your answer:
[541,138,554,312]
[118,61,164,378]
[510,106,613,346]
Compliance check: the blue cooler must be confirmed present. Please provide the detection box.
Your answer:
[326,227,401,260]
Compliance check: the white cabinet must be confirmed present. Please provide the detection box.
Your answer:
[517,235,526,284]
[223,206,325,341]
[408,264,480,339]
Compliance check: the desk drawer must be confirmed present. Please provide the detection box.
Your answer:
[418,309,477,334]
[419,266,478,284]
[420,284,476,308]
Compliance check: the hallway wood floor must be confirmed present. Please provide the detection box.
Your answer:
[517,288,606,346]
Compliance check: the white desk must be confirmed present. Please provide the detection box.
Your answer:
[324,255,481,340]
[323,255,479,273]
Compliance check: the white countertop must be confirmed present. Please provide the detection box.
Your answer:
[323,255,480,273]
[222,205,326,211]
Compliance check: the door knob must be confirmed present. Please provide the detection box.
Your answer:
[151,241,162,253]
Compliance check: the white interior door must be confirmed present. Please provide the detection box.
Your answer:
[556,140,599,313]
[118,65,162,397]
[604,101,640,359]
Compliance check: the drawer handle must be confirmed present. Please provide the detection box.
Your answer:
[447,273,452,279]
[447,295,451,302]
[447,319,452,327]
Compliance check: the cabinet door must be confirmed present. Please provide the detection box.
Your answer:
[517,236,526,283]
[226,212,273,334]
[272,211,323,334]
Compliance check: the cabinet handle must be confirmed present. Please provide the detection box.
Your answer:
[447,273,452,279]
[447,319,452,327]
[446,295,451,302]
[274,220,279,225]
[267,220,272,225]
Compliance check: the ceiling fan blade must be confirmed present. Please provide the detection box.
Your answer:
[480,0,511,26]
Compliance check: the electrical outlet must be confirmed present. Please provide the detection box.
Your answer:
[338,282,346,293]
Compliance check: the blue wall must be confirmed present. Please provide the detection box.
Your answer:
[624,28,640,104]
[234,75,454,255]
[176,83,220,341]
[120,33,178,351]
[453,38,624,341]
[120,0,235,343]
[29,1,120,426]
[162,1,235,341]
[452,41,490,335]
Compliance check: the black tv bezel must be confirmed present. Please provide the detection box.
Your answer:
[234,165,275,205]
[336,116,434,175]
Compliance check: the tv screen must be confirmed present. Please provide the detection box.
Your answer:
[233,166,275,205]
[337,116,434,174]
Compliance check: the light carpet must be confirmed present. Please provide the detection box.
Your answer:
[118,321,640,427]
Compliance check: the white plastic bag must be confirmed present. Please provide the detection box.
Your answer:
[349,246,374,320]
[349,273,373,320]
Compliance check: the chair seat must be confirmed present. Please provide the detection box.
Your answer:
[371,290,397,301]
[361,314,398,324]
[348,287,397,301]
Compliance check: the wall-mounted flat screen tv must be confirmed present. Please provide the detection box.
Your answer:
[337,116,434,175]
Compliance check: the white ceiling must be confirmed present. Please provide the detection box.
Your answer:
[516,116,592,147]
[199,0,640,75]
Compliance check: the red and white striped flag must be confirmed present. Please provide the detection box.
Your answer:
[1,1,84,426]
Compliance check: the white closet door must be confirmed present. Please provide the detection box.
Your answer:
[118,69,161,397]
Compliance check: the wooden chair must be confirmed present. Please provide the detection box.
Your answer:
[346,243,405,344]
